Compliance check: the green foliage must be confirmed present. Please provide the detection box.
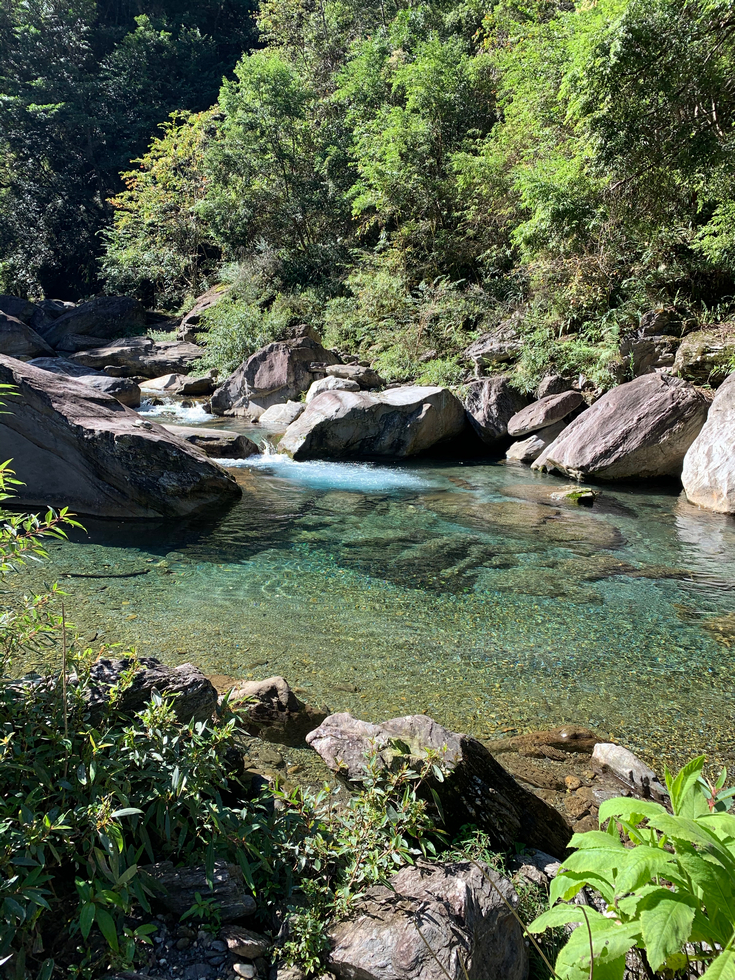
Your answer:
[530,756,735,979]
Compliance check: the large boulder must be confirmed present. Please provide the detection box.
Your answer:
[0,312,56,360]
[177,285,230,342]
[673,325,735,386]
[0,355,241,518]
[258,400,305,426]
[43,295,145,348]
[325,363,384,389]
[306,712,572,856]
[682,371,735,513]
[328,861,527,980]
[506,420,567,464]
[140,372,215,396]
[211,330,341,419]
[69,337,203,378]
[305,376,360,403]
[29,357,141,407]
[507,390,584,438]
[161,424,259,459]
[533,374,709,481]
[464,376,528,446]
[278,386,467,461]
[0,295,53,333]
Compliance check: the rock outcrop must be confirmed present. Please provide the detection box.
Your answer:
[29,357,141,407]
[533,374,709,481]
[177,285,229,343]
[86,657,218,724]
[0,355,240,518]
[211,330,341,419]
[43,295,145,348]
[161,424,259,459]
[682,371,735,513]
[0,312,56,360]
[278,386,467,461]
[328,861,527,980]
[673,325,735,386]
[306,712,572,856]
[70,337,204,378]
[463,376,528,446]
[0,296,54,335]
[464,319,523,372]
[507,390,584,438]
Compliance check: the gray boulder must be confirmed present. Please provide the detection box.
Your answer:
[305,376,360,403]
[507,390,584,438]
[161,424,259,459]
[43,295,144,348]
[506,420,567,464]
[258,400,305,426]
[682,371,735,513]
[211,329,341,419]
[464,319,523,372]
[533,374,709,481]
[29,357,141,407]
[0,355,240,518]
[464,376,528,445]
[306,712,572,856]
[278,386,467,461]
[86,657,218,724]
[591,743,668,802]
[70,336,204,378]
[0,313,56,360]
[0,295,53,333]
[328,861,527,980]
[228,675,327,745]
[536,374,573,398]
[141,372,215,396]
[619,334,679,377]
[325,363,384,389]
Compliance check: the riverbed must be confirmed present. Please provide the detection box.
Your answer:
[10,397,735,772]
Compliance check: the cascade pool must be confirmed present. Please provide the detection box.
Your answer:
[9,437,735,771]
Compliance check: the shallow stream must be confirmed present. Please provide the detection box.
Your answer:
[10,397,735,771]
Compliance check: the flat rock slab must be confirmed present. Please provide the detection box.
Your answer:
[306,712,572,856]
[464,376,528,445]
[507,390,584,437]
[278,386,467,460]
[533,374,709,480]
[0,313,56,359]
[29,356,141,407]
[162,424,259,459]
[70,337,204,378]
[682,371,735,513]
[0,355,240,518]
[329,860,527,980]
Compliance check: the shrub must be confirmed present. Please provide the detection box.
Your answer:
[529,756,735,979]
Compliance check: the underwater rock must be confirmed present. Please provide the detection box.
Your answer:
[533,374,709,480]
[682,371,735,513]
[306,712,572,856]
[328,860,527,980]
[507,390,584,437]
[702,611,735,647]
[0,355,240,517]
[278,386,467,460]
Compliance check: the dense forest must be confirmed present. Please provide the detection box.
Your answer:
[3,0,735,389]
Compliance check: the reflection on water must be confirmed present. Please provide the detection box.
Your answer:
[9,448,735,771]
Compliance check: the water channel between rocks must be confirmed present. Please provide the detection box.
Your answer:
[10,397,735,772]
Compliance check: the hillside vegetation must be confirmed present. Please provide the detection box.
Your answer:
[3,0,735,388]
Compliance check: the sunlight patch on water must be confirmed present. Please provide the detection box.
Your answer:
[138,398,214,423]
[218,453,432,492]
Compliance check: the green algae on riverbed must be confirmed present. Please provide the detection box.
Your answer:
[7,453,735,774]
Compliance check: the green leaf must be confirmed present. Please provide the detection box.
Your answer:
[676,851,735,919]
[702,949,735,980]
[569,830,626,850]
[598,797,666,825]
[528,905,608,933]
[699,813,735,842]
[96,908,119,952]
[615,845,674,895]
[111,807,143,819]
[551,870,615,905]
[79,902,95,940]
[37,959,54,980]
[562,845,626,880]
[638,889,696,972]
[668,756,706,817]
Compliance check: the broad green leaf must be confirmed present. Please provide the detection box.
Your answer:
[615,846,675,895]
[699,813,735,842]
[702,949,735,980]
[551,870,615,904]
[638,889,696,971]
[676,851,735,918]
[96,908,119,951]
[528,905,608,933]
[668,756,706,816]
[79,902,95,940]
[111,807,143,819]
[562,846,625,879]
[598,797,666,825]
[568,830,626,851]
[648,814,723,850]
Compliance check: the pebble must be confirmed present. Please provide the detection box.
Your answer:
[176,939,191,951]
[565,775,582,791]
[233,964,256,978]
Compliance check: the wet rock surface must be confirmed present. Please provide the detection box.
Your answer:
[682,370,735,513]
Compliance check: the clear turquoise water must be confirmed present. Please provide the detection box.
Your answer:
[11,400,735,771]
